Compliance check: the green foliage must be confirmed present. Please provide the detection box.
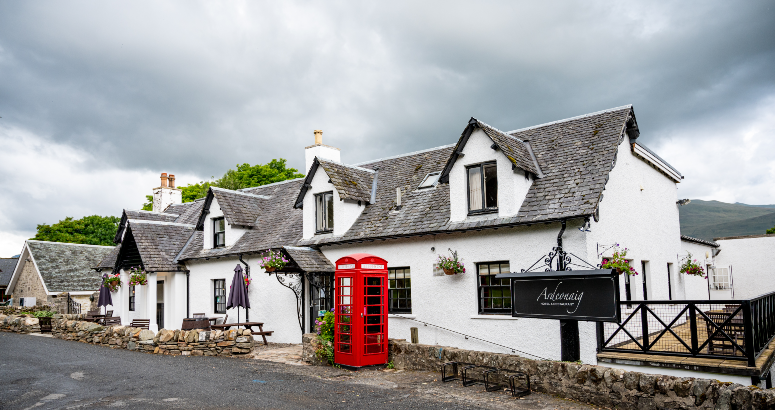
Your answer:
[315,310,336,365]
[32,310,55,318]
[177,159,303,204]
[32,215,120,246]
[142,195,153,211]
[767,225,775,235]
[386,361,395,369]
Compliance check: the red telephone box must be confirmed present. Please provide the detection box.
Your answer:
[334,254,388,368]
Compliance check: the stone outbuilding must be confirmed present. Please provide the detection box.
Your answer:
[4,240,114,310]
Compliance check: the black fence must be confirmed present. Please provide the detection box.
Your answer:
[67,295,81,314]
[598,291,775,367]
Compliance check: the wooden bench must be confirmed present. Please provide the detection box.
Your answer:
[104,317,121,326]
[130,319,150,330]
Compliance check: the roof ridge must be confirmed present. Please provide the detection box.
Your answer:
[127,219,195,227]
[238,177,305,192]
[26,240,114,248]
[211,186,272,199]
[352,143,456,166]
[127,209,181,217]
[475,119,526,143]
[318,158,376,174]
[505,105,633,135]
[283,246,316,251]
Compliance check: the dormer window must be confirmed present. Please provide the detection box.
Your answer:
[467,162,498,214]
[315,192,334,233]
[213,217,225,248]
[418,172,441,189]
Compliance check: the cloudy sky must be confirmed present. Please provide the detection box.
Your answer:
[1,1,774,256]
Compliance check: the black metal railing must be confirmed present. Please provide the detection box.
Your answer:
[67,294,81,314]
[598,291,775,367]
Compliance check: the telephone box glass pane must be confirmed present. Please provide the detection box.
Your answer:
[366,305,382,315]
[365,344,383,354]
[366,315,382,324]
[340,315,351,324]
[366,287,381,295]
[366,277,381,286]
[339,305,351,314]
[339,277,351,286]
[339,344,351,353]
[365,334,383,344]
[339,324,351,333]
[339,334,351,343]
[341,287,351,295]
[340,296,351,305]
[366,296,382,305]
[366,325,382,334]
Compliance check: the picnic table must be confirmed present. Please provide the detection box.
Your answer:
[210,321,273,345]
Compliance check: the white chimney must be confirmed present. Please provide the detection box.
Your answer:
[152,172,182,212]
[305,130,340,173]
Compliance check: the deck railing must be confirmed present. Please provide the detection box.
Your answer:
[598,291,775,367]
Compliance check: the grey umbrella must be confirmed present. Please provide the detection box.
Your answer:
[226,264,250,323]
[97,275,113,316]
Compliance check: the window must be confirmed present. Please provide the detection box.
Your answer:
[214,279,226,313]
[213,217,225,248]
[711,267,731,290]
[315,192,334,233]
[388,267,412,313]
[467,162,498,213]
[418,172,441,189]
[128,285,135,311]
[477,262,511,314]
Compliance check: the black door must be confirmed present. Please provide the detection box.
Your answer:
[309,274,333,333]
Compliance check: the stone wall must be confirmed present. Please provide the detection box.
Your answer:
[301,334,775,410]
[0,315,254,358]
[12,260,48,306]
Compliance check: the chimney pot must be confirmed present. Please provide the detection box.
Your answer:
[314,130,323,145]
[168,174,176,189]
[160,173,168,187]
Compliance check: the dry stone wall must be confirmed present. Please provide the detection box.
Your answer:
[0,314,254,358]
[302,333,775,410]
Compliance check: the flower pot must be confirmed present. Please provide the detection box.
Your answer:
[265,266,276,273]
[443,268,456,275]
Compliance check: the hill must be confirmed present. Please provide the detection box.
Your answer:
[680,200,775,240]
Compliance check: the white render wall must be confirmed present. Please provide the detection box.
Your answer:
[204,197,247,248]
[448,129,532,222]
[184,256,303,343]
[319,223,597,364]
[152,186,182,213]
[679,240,722,300]
[716,235,775,299]
[586,134,682,302]
[302,167,365,239]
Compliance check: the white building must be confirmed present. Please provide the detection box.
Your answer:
[98,105,775,386]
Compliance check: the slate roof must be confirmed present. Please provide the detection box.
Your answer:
[283,246,335,273]
[95,245,121,270]
[681,235,720,248]
[178,179,304,260]
[473,119,540,175]
[207,187,269,227]
[123,220,196,272]
[25,241,114,293]
[298,105,639,246]
[318,159,375,203]
[0,257,19,287]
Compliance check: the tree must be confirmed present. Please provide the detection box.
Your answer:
[767,225,775,235]
[144,159,303,207]
[32,215,121,246]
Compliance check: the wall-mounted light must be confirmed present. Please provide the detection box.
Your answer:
[676,199,691,206]
[578,217,592,233]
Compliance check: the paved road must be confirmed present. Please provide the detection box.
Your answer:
[0,332,595,409]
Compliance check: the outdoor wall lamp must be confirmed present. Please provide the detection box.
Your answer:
[578,218,592,233]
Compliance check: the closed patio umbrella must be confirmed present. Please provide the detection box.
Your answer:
[97,276,113,316]
[227,264,250,323]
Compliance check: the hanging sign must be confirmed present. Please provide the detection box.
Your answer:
[495,269,620,322]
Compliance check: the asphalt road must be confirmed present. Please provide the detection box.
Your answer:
[0,332,595,410]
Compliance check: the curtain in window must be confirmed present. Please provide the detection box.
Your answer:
[316,195,324,231]
[468,167,482,211]
[326,193,334,229]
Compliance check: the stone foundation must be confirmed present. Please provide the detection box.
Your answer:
[301,333,775,409]
[0,314,254,358]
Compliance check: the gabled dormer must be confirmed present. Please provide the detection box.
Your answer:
[439,118,542,223]
[196,187,270,249]
[295,157,375,239]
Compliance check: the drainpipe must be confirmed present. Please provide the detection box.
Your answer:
[186,271,190,319]
[239,254,250,321]
[556,219,579,361]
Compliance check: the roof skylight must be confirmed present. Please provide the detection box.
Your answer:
[418,172,441,189]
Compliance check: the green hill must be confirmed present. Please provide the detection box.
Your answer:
[680,200,775,240]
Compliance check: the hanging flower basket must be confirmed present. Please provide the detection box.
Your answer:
[261,250,289,273]
[437,249,465,275]
[601,244,638,276]
[680,252,706,278]
[128,266,148,286]
[104,274,122,292]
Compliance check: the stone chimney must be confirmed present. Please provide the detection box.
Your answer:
[305,129,340,173]
[152,172,182,212]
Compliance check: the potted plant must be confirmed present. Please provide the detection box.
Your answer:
[104,273,122,292]
[128,266,148,286]
[680,252,706,278]
[33,310,55,333]
[601,245,638,276]
[437,249,466,275]
[244,275,252,288]
[261,250,289,273]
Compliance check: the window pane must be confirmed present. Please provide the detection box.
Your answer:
[468,167,483,211]
[484,163,498,208]
[316,195,324,231]
[326,193,334,229]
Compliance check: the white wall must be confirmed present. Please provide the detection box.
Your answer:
[305,145,340,173]
[152,186,182,213]
[716,236,775,299]
[448,129,533,222]
[184,256,303,343]
[679,240,720,300]
[586,133,682,302]
[302,167,365,239]
[203,197,247,249]
[319,223,598,364]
